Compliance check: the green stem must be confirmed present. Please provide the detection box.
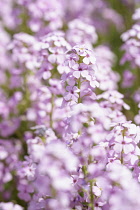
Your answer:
[89,180,94,210]
[78,77,81,103]
[121,149,124,164]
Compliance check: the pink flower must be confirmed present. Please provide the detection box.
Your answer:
[64,86,80,102]
[0,202,23,210]
[48,48,65,64]
[65,52,79,68]
[114,135,135,154]
[18,184,34,202]
[73,45,96,64]
[73,45,88,56]
[72,63,90,79]
[83,51,96,65]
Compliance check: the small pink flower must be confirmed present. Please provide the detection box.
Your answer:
[64,86,80,102]
[72,63,89,79]
[83,51,96,65]
[114,135,135,154]
[65,53,79,68]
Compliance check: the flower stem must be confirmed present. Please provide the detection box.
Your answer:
[89,180,94,210]
[121,149,124,164]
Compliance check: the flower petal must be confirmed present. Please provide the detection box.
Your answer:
[73,71,80,79]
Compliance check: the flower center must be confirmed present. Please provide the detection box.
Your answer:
[78,67,82,71]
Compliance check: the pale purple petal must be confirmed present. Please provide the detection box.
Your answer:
[81,70,89,78]
[83,57,90,65]
[48,54,56,63]
[73,71,80,78]
[123,144,135,154]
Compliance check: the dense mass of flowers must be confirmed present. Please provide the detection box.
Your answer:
[0,0,140,210]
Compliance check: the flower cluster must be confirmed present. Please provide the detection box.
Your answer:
[121,24,140,68]
[121,8,140,127]
[0,0,140,210]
